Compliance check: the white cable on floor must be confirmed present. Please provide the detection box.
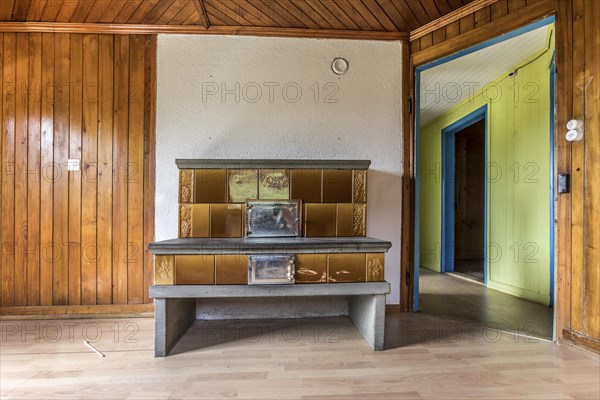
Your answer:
[83,340,105,357]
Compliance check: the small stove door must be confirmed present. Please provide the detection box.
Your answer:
[248,255,295,284]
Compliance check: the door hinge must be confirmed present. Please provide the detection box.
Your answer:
[408,96,413,114]
[405,270,411,285]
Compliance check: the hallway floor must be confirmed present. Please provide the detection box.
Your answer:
[419,268,554,340]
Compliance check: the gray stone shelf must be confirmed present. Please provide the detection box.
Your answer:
[148,237,392,255]
[175,159,371,170]
[151,282,390,356]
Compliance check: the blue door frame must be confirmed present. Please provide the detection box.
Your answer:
[441,106,488,284]
[413,16,556,311]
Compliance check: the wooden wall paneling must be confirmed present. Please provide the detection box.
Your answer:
[445,20,460,38]
[554,0,573,346]
[143,35,156,303]
[419,32,433,50]
[459,13,474,33]
[14,32,29,307]
[473,5,490,27]
[26,32,41,306]
[490,0,508,19]
[96,34,114,305]
[39,32,54,306]
[508,0,527,14]
[432,26,446,45]
[52,32,70,305]
[0,32,3,304]
[1,33,15,306]
[127,34,145,304]
[569,0,585,334]
[400,41,414,311]
[112,35,129,305]
[81,33,98,305]
[68,33,82,305]
[583,0,600,340]
[11,0,31,21]
[55,0,78,22]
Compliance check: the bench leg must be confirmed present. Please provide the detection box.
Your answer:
[154,298,196,357]
[348,294,386,351]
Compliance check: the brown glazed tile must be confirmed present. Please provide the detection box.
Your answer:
[336,203,354,237]
[259,169,290,199]
[366,253,385,282]
[328,253,366,283]
[210,204,243,238]
[228,169,258,203]
[304,203,336,237]
[322,170,352,203]
[179,205,193,238]
[215,255,248,284]
[290,169,322,203]
[295,254,328,283]
[190,204,210,238]
[154,255,175,285]
[353,203,366,237]
[175,255,215,284]
[195,169,227,203]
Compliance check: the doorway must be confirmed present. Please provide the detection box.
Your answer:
[413,18,556,339]
[441,107,487,284]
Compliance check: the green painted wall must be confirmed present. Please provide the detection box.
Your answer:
[419,26,554,305]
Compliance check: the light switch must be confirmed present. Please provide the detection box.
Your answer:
[67,159,80,171]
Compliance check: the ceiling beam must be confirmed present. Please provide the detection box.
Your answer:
[410,0,500,41]
[193,0,210,29]
[0,22,408,40]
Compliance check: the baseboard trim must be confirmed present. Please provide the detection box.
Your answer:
[562,329,600,354]
[0,304,154,320]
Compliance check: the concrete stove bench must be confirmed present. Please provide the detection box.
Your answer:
[149,282,390,356]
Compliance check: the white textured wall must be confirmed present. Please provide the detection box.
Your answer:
[156,35,403,303]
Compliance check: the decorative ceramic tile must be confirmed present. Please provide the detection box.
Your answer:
[179,169,194,203]
[215,254,248,284]
[194,169,227,203]
[210,204,243,238]
[353,170,367,203]
[366,253,385,282]
[175,255,215,284]
[353,203,366,236]
[259,169,290,199]
[295,254,328,283]
[179,205,192,238]
[304,203,336,237]
[290,169,322,203]
[154,255,175,285]
[322,170,352,203]
[328,253,366,283]
[336,203,354,237]
[228,169,258,203]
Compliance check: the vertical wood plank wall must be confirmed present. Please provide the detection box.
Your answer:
[0,33,156,312]
[409,0,599,348]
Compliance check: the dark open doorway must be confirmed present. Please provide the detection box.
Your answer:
[453,119,485,282]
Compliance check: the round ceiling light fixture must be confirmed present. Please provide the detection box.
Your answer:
[331,57,349,75]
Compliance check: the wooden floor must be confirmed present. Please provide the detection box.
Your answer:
[419,268,554,339]
[1,313,598,399]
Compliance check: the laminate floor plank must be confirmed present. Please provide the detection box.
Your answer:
[0,314,598,400]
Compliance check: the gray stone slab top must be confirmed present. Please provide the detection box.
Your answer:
[175,159,371,170]
[149,282,391,299]
[148,237,392,255]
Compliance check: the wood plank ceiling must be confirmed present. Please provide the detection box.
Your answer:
[1,0,475,34]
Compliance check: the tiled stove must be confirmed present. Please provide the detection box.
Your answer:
[149,160,392,356]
